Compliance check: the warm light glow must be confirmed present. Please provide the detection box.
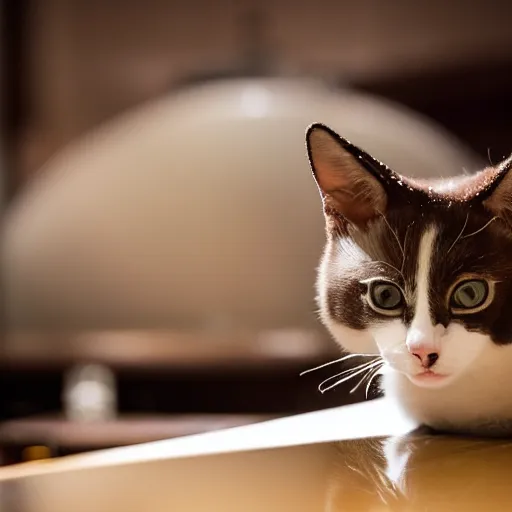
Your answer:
[239,85,270,118]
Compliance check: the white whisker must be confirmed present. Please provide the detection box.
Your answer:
[365,366,383,399]
[349,361,384,394]
[378,211,404,260]
[375,260,403,277]
[318,360,382,389]
[300,353,378,376]
[461,216,498,239]
[350,363,382,396]
[320,361,382,393]
[447,213,468,254]
[487,147,494,166]
[401,223,413,274]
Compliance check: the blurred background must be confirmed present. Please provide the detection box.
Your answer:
[1,0,511,465]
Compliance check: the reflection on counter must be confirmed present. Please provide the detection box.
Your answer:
[328,431,512,510]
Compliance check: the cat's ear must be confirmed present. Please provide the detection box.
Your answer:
[482,155,512,225]
[306,123,388,229]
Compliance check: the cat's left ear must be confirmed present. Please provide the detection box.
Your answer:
[306,123,388,229]
[482,155,512,225]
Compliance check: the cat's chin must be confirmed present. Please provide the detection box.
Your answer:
[383,367,512,437]
[382,365,456,390]
[405,371,454,389]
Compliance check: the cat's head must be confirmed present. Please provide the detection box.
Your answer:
[307,123,512,390]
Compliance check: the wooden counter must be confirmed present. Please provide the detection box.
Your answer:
[2,398,510,511]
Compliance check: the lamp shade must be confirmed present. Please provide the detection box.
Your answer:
[2,78,481,331]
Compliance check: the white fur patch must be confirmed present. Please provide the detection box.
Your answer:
[317,238,378,355]
[406,225,438,355]
[326,321,379,355]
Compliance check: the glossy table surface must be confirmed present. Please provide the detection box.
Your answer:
[1,398,512,511]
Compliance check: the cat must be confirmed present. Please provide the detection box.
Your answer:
[306,122,512,436]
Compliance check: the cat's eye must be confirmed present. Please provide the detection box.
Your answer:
[450,279,490,313]
[365,280,405,316]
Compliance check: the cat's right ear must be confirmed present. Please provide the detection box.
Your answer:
[306,123,388,230]
[482,155,512,227]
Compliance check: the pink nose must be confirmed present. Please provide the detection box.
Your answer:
[410,347,439,368]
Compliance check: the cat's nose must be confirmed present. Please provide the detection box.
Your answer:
[411,349,439,368]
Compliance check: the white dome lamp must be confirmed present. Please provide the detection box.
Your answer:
[2,12,482,342]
